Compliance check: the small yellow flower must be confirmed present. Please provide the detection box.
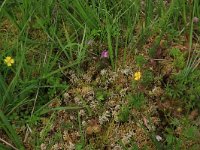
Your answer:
[4,56,15,67]
[134,71,141,81]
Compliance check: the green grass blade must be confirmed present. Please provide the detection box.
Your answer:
[0,110,24,149]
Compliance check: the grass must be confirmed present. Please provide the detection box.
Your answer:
[0,0,200,149]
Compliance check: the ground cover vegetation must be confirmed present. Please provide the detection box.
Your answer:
[0,0,200,149]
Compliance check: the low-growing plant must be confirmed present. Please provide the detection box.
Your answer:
[0,0,199,149]
[46,74,67,99]
[166,69,200,109]
[182,125,199,141]
[163,118,200,150]
[165,131,182,150]
[95,89,108,102]
[118,105,130,122]
[169,48,185,69]
[141,70,154,86]
[135,55,147,67]
[127,93,146,110]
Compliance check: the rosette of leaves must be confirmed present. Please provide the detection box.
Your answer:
[95,89,108,102]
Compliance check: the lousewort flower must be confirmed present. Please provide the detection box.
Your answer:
[134,71,141,81]
[4,56,14,67]
[101,50,109,58]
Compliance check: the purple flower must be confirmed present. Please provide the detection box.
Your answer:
[101,50,109,58]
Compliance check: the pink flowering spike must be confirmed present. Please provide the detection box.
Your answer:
[101,50,109,58]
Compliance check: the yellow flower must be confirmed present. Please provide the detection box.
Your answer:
[134,71,141,81]
[4,56,15,67]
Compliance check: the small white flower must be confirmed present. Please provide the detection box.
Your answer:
[156,135,163,141]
